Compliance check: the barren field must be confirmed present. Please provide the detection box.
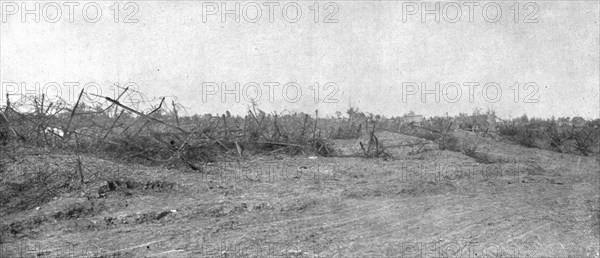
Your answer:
[1,131,599,257]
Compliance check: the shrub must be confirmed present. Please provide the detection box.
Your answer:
[460,144,495,164]
[514,129,537,148]
[438,135,460,151]
[498,124,518,137]
[413,130,437,141]
[461,144,477,157]
[329,123,362,139]
[571,129,598,156]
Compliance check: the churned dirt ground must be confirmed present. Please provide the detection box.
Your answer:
[1,131,599,257]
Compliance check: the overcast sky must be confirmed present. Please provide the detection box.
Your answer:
[1,1,598,119]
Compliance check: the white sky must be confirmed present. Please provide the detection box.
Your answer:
[1,1,599,119]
